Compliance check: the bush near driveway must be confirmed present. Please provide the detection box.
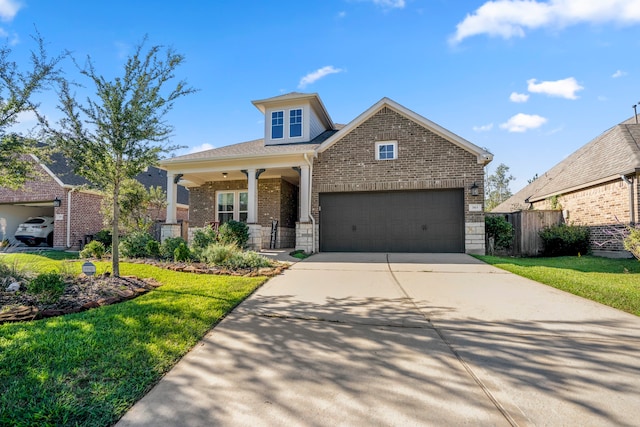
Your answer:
[477,255,640,316]
[0,259,265,427]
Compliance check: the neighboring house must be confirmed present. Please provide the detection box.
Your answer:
[160,92,493,254]
[493,117,640,257]
[0,152,189,249]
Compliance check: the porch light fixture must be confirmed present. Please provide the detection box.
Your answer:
[222,172,228,178]
[53,197,62,207]
[470,182,479,197]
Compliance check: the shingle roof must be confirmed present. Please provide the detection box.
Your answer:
[42,152,189,205]
[162,130,339,164]
[492,120,640,212]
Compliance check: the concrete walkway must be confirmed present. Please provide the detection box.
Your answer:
[117,253,640,426]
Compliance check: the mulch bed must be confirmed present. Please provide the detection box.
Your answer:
[0,260,289,325]
[0,275,161,324]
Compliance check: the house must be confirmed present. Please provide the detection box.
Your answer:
[160,92,493,254]
[0,152,189,249]
[492,116,640,257]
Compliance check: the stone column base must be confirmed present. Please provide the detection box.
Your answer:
[160,224,182,243]
[295,222,315,253]
[465,222,486,255]
[247,223,263,251]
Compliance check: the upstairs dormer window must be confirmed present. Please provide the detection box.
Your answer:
[271,111,284,139]
[290,108,302,138]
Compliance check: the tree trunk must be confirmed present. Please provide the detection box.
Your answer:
[112,182,120,277]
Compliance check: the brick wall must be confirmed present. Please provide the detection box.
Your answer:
[0,162,63,203]
[190,178,297,232]
[531,177,636,252]
[312,106,485,251]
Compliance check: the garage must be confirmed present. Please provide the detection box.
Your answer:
[319,189,464,253]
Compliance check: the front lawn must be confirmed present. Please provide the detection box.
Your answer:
[0,256,265,427]
[477,255,640,316]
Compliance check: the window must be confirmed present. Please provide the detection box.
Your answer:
[375,141,397,160]
[217,191,249,223]
[271,111,284,139]
[290,108,302,138]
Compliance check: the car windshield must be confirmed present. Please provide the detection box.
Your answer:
[24,218,45,224]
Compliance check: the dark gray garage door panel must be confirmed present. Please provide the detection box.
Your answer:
[320,190,464,253]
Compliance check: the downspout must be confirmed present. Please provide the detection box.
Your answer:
[65,187,77,248]
[303,153,316,253]
[621,175,635,224]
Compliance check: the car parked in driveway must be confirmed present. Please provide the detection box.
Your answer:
[14,216,54,246]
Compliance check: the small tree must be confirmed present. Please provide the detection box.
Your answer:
[45,39,195,276]
[0,33,65,188]
[485,163,515,211]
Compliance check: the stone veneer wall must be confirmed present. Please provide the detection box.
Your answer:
[311,106,486,254]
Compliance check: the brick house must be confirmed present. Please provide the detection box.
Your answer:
[492,117,640,257]
[160,93,493,254]
[0,153,189,249]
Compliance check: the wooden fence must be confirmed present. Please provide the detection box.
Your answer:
[488,210,563,257]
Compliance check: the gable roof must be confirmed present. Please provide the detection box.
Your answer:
[492,119,640,212]
[316,97,493,165]
[251,92,335,131]
[37,152,189,205]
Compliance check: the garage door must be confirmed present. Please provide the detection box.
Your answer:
[320,190,464,253]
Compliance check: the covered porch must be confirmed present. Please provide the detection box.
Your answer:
[161,151,316,252]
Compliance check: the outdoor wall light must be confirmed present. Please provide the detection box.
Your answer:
[53,197,62,207]
[222,172,228,178]
[470,182,479,197]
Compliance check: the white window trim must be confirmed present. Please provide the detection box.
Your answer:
[375,140,398,160]
[271,110,284,140]
[289,108,303,139]
[216,190,249,222]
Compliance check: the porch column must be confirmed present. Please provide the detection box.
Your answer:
[166,172,177,223]
[246,168,257,223]
[299,164,310,221]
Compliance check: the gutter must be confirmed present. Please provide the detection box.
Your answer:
[303,153,316,253]
[64,186,77,248]
[621,175,635,224]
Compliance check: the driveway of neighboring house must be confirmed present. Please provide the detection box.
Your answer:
[117,253,640,427]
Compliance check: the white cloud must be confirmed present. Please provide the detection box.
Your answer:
[527,77,583,99]
[451,0,640,44]
[368,0,405,8]
[510,92,529,103]
[473,123,494,132]
[0,0,21,21]
[337,11,347,18]
[298,66,343,89]
[500,113,547,132]
[612,69,628,78]
[187,143,214,154]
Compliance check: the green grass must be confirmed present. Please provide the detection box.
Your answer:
[477,255,640,316]
[0,256,265,427]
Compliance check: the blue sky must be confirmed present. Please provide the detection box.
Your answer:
[3,0,640,192]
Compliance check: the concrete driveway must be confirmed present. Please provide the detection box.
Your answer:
[117,253,640,426]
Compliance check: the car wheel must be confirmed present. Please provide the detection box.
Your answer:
[47,232,54,247]
[25,240,38,247]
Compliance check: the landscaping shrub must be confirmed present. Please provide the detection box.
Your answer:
[27,272,66,303]
[192,225,218,250]
[539,223,590,256]
[623,226,640,260]
[199,243,239,265]
[146,239,161,258]
[485,215,513,251]
[220,251,274,269]
[218,220,249,248]
[119,232,156,258]
[161,236,187,260]
[93,229,113,249]
[80,240,106,259]
[173,242,191,262]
